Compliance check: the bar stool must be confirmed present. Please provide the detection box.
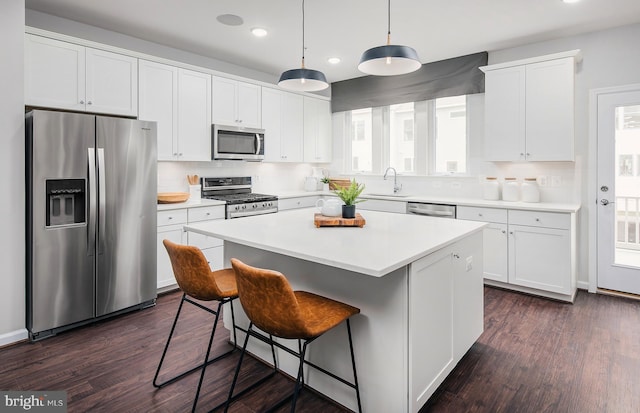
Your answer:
[226,258,362,413]
[153,239,239,413]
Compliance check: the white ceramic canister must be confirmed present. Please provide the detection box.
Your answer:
[482,177,501,200]
[521,178,540,203]
[502,178,520,202]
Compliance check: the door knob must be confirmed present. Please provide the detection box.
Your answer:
[601,199,611,206]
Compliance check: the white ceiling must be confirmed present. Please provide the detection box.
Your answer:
[24,0,640,83]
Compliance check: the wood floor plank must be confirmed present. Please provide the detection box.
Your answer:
[2,286,639,412]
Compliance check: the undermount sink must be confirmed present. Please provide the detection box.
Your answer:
[364,193,411,198]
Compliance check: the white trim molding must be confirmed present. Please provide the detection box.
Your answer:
[0,329,28,348]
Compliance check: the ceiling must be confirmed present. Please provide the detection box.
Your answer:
[24,0,640,83]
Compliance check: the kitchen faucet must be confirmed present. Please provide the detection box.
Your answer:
[383,167,402,193]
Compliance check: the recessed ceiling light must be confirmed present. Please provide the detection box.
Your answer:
[216,14,244,26]
[251,27,268,37]
[328,57,341,64]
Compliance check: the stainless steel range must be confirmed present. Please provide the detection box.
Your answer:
[201,176,278,219]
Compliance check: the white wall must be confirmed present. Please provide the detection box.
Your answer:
[0,0,26,345]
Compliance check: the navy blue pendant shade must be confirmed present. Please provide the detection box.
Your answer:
[278,67,329,92]
[358,44,421,76]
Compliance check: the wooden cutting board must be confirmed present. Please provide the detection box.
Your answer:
[314,213,366,228]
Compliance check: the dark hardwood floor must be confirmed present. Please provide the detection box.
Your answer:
[1,287,639,413]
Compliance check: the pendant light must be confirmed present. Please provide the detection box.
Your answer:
[358,0,421,76]
[278,0,329,91]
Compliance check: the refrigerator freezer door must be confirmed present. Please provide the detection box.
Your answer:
[95,117,157,316]
[27,111,96,334]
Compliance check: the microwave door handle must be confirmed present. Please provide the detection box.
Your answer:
[255,133,261,155]
[88,148,96,256]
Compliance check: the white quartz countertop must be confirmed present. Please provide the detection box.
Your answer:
[275,190,581,213]
[184,208,486,277]
[157,198,225,211]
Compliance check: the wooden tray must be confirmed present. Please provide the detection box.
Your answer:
[157,192,190,204]
[314,213,366,228]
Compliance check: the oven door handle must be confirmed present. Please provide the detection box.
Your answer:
[255,133,261,155]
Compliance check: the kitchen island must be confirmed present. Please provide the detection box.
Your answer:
[184,209,486,413]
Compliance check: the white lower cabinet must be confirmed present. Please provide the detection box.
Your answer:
[409,231,483,412]
[358,198,407,214]
[156,205,225,290]
[457,206,576,301]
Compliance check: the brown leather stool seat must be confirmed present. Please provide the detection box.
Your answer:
[153,239,240,413]
[225,258,362,412]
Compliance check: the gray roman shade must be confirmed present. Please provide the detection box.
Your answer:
[330,51,488,112]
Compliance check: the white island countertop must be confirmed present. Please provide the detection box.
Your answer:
[184,208,486,277]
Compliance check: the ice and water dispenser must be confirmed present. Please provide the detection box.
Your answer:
[45,179,86,227]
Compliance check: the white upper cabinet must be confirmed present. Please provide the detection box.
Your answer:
[25,34,138,116]
[481,50,579,162]
[139,60,211,161]
[303,96,332,163]
[212,76,261,128]
[262,88,304,162]
[177,69,212,161]
[139,60,178,161]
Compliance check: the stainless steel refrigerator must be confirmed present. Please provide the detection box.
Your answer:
[26,110,158,341]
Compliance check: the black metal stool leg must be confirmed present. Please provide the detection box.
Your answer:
[347,319,362,413]
[192,301,224,413]
[224,322,253,413]
[153,293,187,388]
[290,340,308,413]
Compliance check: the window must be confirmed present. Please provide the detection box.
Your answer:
[619,154,633,176]
[343,95,468,176]
[350,108,373,173]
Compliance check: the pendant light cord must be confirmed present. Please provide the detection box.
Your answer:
[301,0,306,68]
[386,0,391,45]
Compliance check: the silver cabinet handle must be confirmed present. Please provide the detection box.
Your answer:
[501,230,506,234]
[80,100,85,104]
[87,101,92,105]
[535,218,540,222]
[168,216,173,220]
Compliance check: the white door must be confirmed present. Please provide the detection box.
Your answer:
[597,85,640,295]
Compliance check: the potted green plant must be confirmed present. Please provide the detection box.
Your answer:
[320,176,331,192]
[333,179,365,218]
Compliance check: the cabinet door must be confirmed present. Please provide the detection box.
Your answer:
[281,92,304,162]
[202,246,225,271]
[237,82,262,128]
[212,76,238,125]
[304,97,332,163]
[157,225,185,289]
[278,196,320,211]
[25,34,86,111]
[138,60,178,160]
[409,247,454,413]
[525,58,574,161]
[177,69,211,161]
[483,223,509,283]
[85,48,138,116]
[452,231,484,360]
[261,88,283,162]
[484,66,526,161]
[508,224,571,294]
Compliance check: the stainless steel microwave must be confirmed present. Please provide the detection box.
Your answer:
[212,124,265,161]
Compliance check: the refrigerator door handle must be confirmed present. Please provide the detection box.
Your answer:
[88,148,97,256]
[97,148,106,254]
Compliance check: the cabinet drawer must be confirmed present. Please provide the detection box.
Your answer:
[188,232,223,249]
[157,209,188,226]
[457,206,507,224]
[279,196,319,211]
[358,199,406,214]
[188,206,225,222]
[508,210,570,229]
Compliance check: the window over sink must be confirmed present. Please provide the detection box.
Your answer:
[339,95,469,176]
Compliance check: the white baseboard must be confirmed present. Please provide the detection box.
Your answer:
[0,328,28,348]
[577,280,590,291]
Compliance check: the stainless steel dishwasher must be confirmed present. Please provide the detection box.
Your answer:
[406,202,457,218]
